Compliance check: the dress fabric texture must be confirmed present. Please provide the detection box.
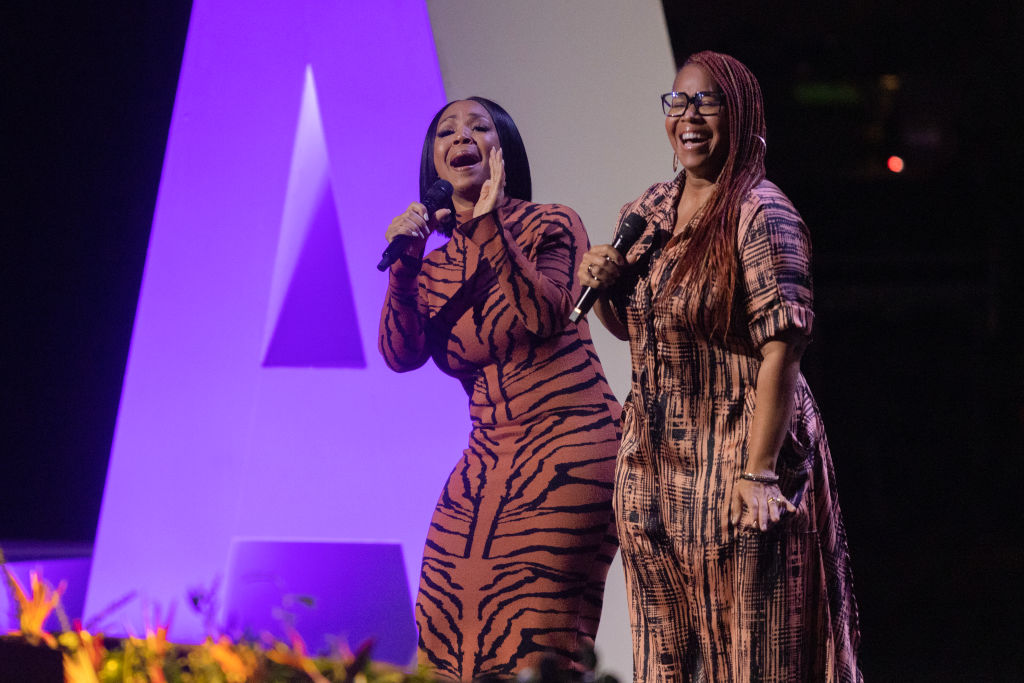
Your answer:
[611,175,862,682]
[379,198,622,681]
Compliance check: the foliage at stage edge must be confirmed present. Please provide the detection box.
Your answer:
[1,546,620,683]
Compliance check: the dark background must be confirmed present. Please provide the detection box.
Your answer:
[3,2,1022,680]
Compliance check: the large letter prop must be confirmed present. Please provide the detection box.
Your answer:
[85,1,465,648]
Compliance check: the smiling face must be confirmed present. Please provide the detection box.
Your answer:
[432,100,501,208]
[665,64,730,183]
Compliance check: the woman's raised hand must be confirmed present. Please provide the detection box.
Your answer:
[473,147,506,218]
[578,244,626,291]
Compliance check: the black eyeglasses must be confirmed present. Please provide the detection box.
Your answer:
[661,91,725,116]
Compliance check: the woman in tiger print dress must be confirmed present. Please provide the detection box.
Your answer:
[580,52,862,681]
[379,97,621,681]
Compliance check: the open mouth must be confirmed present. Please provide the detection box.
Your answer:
[449,149,481,168]
[680,131,710,148]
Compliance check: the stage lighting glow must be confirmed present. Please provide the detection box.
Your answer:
[85,0,465,645]
[887,155,905,173]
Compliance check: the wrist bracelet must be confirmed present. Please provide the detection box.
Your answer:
[739,471,779,485]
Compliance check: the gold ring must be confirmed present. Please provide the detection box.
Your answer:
[587,265,600,282]
[767,497,777,504]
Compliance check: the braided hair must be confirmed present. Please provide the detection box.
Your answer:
[664,51,767,339]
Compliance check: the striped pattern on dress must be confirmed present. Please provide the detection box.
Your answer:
[380,198,621,681]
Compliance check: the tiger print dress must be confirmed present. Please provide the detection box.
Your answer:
[379,198,621,681]
[610,176,861,682]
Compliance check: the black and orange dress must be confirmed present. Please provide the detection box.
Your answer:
[612,175,861,682]
[379,197,622,680]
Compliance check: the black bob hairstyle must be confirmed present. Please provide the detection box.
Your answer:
[418,96,532,232]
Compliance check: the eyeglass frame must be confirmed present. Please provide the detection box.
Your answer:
[661,91,726,117]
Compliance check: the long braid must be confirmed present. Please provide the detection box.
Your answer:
[663,51,767,339]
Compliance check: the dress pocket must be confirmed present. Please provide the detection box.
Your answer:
[741,384,813,521]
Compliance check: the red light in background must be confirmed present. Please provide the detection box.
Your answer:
[887,155,905,173]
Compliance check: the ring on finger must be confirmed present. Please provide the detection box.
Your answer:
[587,265,600,282]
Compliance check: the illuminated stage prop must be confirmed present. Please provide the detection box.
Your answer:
[85,1,466,647]
[221,540,415,664]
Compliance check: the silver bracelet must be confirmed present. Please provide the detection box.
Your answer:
[739,471,779,485]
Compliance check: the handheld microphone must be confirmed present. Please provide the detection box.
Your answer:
[377,179,454,271]
[569,212,647,323]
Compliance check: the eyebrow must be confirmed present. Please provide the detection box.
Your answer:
[438,112,491,126]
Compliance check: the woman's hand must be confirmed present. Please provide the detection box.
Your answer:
[473,147,505,218]
[577,244,627,291]
[730,477,797,531]
[386,201,451,260]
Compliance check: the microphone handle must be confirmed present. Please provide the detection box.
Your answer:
[377,235,415,271]
[378,179,454,272]
[568,234,631,323]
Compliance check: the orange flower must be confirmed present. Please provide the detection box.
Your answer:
[3,568,64,646]
[59,627,107,683]
[146,661,168,683]
[266,629,330,683]
[122,628,168,683]
[145,624,171,659]
[206,635,259,682]
[63,647,101,683]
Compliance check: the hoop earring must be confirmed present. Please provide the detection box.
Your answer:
[752,134,766,150]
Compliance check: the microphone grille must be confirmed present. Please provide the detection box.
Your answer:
[426,179,454,203]
[616,212,647,246]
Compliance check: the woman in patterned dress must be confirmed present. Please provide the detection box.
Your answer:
[579,52,862,681]
[379,97,621,681]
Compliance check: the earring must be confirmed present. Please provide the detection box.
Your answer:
[672,153,679,172]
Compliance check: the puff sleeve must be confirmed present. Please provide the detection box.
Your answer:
[737,183,815,348]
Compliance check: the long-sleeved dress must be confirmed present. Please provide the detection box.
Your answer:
[610,176,862,682]
[379,198,622,681]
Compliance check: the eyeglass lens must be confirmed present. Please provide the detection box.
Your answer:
[662,92,723,116]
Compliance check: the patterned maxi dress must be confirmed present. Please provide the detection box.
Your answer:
[611,176,862,682]
[379,198,622,681]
